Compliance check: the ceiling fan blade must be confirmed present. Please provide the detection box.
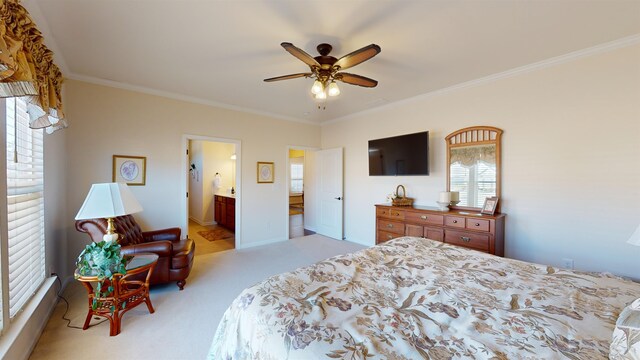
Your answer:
[281,42,320,68]
[264,73,312,82]
[333,44,381,70]
[336,72,378,87]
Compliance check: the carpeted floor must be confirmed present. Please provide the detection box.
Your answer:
[29,235,365,360]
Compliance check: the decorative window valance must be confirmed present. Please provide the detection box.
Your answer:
[450,145,496,167]
[0,0,66,133]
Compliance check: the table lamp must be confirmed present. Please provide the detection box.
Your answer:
[75,183,143,243]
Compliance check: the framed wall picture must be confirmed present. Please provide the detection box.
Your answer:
[481,196,499,215]
[113,155,146,186]
[257,161,274,183]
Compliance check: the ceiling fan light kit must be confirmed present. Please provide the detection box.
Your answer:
[264,42,381,109]
[328,81,341,97]
[311,79,324,95]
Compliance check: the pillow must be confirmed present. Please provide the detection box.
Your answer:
[610,298,640,359]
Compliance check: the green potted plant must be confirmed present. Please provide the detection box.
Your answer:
[75,241,129,311]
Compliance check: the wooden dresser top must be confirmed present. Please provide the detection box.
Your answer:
[375,203,505,219]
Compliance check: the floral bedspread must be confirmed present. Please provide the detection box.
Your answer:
[208,237,640,359]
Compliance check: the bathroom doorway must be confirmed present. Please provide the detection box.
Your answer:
[183,135,240,255]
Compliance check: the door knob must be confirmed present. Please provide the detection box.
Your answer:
[334,197,342,200]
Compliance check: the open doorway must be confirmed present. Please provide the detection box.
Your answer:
[185,137,239,255]
[288,148,316,239]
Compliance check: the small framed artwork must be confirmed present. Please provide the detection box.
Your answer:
[113,155,146,186]
[481,196,499,215]
[257,161,274,183]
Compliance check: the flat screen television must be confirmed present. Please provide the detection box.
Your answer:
[368,131,429,176]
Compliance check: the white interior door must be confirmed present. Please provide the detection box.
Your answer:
[316,148,344,240]
[303,151,317,232]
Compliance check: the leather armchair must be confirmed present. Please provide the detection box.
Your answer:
[76,215,195,290]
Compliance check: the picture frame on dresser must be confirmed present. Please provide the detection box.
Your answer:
[481,196,499,215]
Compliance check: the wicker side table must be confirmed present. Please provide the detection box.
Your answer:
[75,253,158,336]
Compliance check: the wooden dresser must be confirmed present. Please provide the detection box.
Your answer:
[214,195,235,231]
[375,204,505,256]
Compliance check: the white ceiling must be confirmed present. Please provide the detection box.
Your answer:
[23,0,640,124]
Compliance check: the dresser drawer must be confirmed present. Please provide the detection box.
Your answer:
[405,224,424,237]
[444,216,465,228]
[424,228,444,242]
[466,218,489,232]
[406,211,444,226]
[377,219,405,235]
[377,230,402,243]
[445,230,489,252]
[377,207,405,221]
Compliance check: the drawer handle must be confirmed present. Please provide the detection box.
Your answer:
[475,223,480,227]
[387,234,392,239]
[392,212,399,216]
[460,236,471,243]
[386,224,394,228]
[420,215,427,220]
[452,220,458,224]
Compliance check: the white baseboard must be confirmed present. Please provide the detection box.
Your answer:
[343,237,373,247]
[189,216,216,226]
[237,237,287,249]
[0,276,58,360]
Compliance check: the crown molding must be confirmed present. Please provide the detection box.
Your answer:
[65,73,319,126]
[323,33,640,126]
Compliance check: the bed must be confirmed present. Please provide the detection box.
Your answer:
[208,237,640,359]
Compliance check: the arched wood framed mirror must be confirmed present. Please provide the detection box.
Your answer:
[446,126,503,211]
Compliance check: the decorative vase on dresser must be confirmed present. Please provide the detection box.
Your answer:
[375,204,505,256]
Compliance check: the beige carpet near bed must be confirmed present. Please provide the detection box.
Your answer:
[29,235,365,360]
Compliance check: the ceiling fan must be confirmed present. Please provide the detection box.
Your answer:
[264,42,381,105]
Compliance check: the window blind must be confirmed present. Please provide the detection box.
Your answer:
[290,162,303,193]
[450,161,496,208]
[6,97,45,318]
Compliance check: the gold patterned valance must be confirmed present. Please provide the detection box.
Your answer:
[450,144,496,167]
[0,0,66,132]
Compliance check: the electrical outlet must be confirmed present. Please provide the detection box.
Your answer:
[561,258,574,270]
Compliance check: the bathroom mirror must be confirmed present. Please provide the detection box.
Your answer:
[446,126,502,210]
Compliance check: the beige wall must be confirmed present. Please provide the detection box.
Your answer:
[65,80,320,278]
[44,129,69,276]
[322,44,640,279]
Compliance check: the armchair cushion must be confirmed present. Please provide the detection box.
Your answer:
[121,240,172,258]
[143,228,181,243]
